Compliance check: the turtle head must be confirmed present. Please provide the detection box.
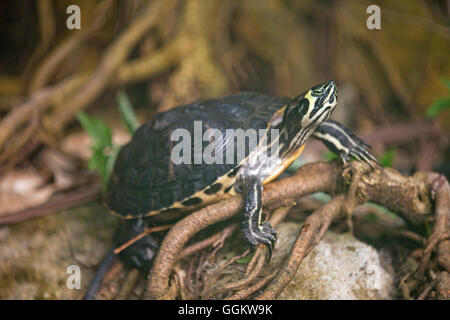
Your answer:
[283,80,337,144]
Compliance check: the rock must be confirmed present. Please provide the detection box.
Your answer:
[274,222,394,300]
[0,202,116,299]
[436,272,450,300]
[0,209,394,300]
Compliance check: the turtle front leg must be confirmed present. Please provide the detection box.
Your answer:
[313,120,381,168]
[239,176,277,258]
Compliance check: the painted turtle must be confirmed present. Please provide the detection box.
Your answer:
[106,80,378,252]
[85,81,379,298]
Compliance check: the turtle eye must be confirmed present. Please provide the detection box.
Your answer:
[312,89,322,95]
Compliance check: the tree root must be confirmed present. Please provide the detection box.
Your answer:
[28,0,115,92]
[401,173,450,299]
[0,0,181,166]
[180,224,238,259]
[226,269,278,300]
[256,195,346,299]
[202,249,263,300]
[144,161,448,300]
[0,0,233,170]
[47,1,166,133]
[116,268,140,300]
[145,162,339,299]
[0,182,102,225]
[201,205,293,299]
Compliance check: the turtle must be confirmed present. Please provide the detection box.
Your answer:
[85,80,379,298]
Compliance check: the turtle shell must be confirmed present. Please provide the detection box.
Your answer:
[105,92,290,218]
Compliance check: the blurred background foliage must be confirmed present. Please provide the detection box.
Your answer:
[0,0,449,214]
[0,0,449,301]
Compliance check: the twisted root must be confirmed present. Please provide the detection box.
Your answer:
[144,161,448,300]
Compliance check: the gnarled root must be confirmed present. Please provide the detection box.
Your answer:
[145,161,449,300]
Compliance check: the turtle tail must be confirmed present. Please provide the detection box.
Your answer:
[83,219,159,299]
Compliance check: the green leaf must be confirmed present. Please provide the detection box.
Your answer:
[236,251,255,264]
[76,111,116,190]
[323,151,338,162]
[286,158,305,173]
[88,149,109,187]
[441,78,450,91]
[76,111,112,149]
[362,212,380,222]
[117,90,140,134]
[424,219,432,237]
[365,202,399,220]
[310,192,331,203]
[426,96,450,118]
[378,148,396,167]
[104,145,122,191]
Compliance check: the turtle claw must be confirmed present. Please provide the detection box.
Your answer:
[260,222,277,260]
[316,120,381,169]
[243,221,277,260]
[336,131,380,169]
[349,145,381,169]
[339,151,350,165]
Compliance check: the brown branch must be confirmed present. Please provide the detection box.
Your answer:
[420,174,450,299]
[143,160,444,300]
[361,120,440,147]
[145,161,339,299]
[436,272,450,300]
[256,195,346,299]
[114,39,183,86]
[393,173,450,298]
[97,260,124,299]
[245,247,265,276]
[349,164,434,224]
[226,269,278,300]
[0,112,39,165]
[202,249,251,297]
[259,165,449,300]
[113,224,173,254]
[0,1,181,165]
[29,0,115,92]
[116,268,140,300]
[21,0,56,88]
[417,279,437,300]
[202,205,293,299]
[0,73,90,162]
[0,183,101,225]
[202,250,263,300]
[179,224,237,259]
[48,0,167,133]
[429,174,450,274]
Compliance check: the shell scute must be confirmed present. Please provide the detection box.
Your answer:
[106,93,289,217]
